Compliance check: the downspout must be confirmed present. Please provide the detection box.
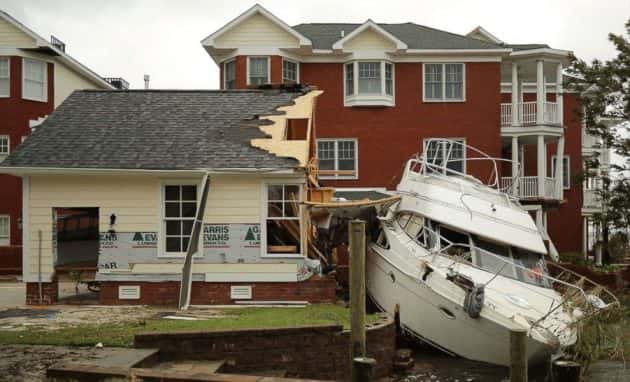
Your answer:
[178,173,211,310]
[38,229,42,304]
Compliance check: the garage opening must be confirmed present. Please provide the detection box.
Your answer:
[54,207,99,303]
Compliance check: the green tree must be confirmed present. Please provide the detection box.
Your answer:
[566,20,630,264]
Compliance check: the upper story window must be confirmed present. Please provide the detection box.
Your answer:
[0,58,9,97]
[423,138,466,174]
[0,215,9,246]
[163,184,197,255]
[552,156,571,189]
[317,138,358,179]
[0,135,8,162]
[282,59,298,83]
[224,59,236,89]
[344,61,394,107]
[22,58,47,102]
[248,56,269,86]
[423,63,465,102]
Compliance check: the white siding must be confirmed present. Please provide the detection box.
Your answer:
[344,28,396,51]
[0,18,36,48]
[214,13,299,48]
[54,62,103,107]
[25,175,160,282]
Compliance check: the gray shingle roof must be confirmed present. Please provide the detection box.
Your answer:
[1,89,307,170]
[505,43,551,51]
[292,23,504,50]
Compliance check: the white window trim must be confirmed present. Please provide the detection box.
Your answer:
[343,60,395,107]
[22,57,47,103]
[422,137,467,174]
[0,135,9,158]
[422,63,466,103]
[0,57,9,98]
[282,58,300,83]
[223,59,236,90]
[157,179,204,258]
[246,56,270,86]
[0,214,9,246]
[261,182,305,259]
[552,155,571,190]
[316,138,359,180]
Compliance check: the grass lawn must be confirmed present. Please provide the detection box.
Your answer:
[0,304,379,348]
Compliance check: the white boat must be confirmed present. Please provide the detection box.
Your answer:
[366,139,618,366]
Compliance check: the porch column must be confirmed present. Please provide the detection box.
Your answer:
[582,216,588,259]
[555,136,565,200]
[535,207,544,233]
[556,62,564,125]
[511,136,519,196]
[536,59,545,125]
[511,62,519,126]
[537,135,545,198]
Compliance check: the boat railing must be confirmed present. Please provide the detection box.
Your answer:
[396,221,619,325]
[402,139,521,200]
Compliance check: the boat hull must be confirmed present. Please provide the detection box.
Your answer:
[366,246,552,366]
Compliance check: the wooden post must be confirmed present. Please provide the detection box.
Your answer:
[349,219,367,381]
[509,329,528,382]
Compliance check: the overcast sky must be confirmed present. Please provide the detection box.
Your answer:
[3,0,628,89]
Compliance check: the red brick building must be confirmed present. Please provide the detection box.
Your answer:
[204,5,607,255]
[0,11,116,273]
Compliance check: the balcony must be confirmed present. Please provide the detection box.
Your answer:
[500,102,560,127]
[583,189,602,210]
[500,176,558,200]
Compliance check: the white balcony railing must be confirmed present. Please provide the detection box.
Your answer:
[500,176,558,200]
[500,102,560,126]
[583,189,602,209]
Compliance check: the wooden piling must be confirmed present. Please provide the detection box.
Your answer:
[349,219,367,381]
[509,329,528,382]
[552,360,580,382]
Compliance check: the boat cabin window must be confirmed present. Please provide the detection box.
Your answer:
[472,237,551,288]
[438,225,472,261]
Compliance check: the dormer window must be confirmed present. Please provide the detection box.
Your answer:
[248,56,269,86]
[344,60,394,107]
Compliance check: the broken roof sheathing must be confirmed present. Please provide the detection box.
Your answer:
[0,88,316,172]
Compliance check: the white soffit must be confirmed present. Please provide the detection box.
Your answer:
[332,20,408,51]
[201,4,312,48]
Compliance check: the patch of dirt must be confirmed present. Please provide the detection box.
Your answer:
[0,345,104,381]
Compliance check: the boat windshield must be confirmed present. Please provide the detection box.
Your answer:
[396,212,551,289]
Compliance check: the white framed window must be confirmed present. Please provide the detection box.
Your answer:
[162,184,198,255]
[552,156,571,189]
[423,138,466,174]
[423,63,465,102]
[22,58,47,102]
[344,60,395,106]
[223,59,236,89]
[282,58,298,83]
[247,56,269,86]
[0,215,9,246]
[316,139,358,179]
[0,135,8,161]
[0,57,9,97]
[263,184,302,257]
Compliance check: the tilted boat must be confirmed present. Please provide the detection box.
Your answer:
[366,139,618,366]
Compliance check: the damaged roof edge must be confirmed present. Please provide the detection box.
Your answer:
[0,166,303,177]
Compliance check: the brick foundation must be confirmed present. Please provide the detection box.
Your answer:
[134,316,395,380]
[99,276,337,305]
[26,281,58,305]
